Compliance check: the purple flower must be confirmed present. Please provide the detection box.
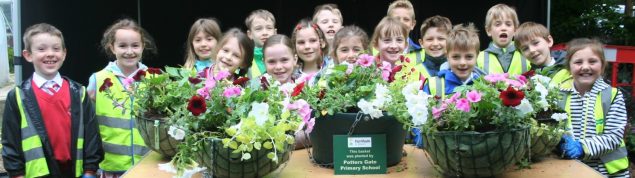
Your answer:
[456,98,470,112]
[432,106,444,119]
[223,86,242,98]
[466,90,481,103]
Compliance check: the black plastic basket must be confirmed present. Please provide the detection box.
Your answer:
[423,127,530,177]
[196,138,291,178]
[309,112,407,166]
[135,116,180,158]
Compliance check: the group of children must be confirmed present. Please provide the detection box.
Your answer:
[1,0,630,177]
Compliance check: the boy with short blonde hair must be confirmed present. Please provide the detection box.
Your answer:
[2,23,103,178]
[245,9,277,78]
[387,0,420,53]
[515,21,571,88]
[476,3,530,75]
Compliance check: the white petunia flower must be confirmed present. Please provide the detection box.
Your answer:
[532,75,552,85]
[168,126,185,140]
[280,83,295,96]
[408,104,428,126]
[249,102,270,126]
[514,99,534,116]
[402,81,421,98]
[551,113,568,122]
[373,84,392,108]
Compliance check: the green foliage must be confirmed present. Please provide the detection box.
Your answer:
[171,74,304,175]
[552,0,634,45]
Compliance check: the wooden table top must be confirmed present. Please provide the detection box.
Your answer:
[122,145,603,178]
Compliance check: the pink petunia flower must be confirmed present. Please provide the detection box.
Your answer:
[204,77,216,89]
[122,77,135,89]
[357,54,374,67]
[214,70,231,81]
[432,106,445,119]
[484,73,509,83]
[456,98,471,112]
[466,90,482,103]
[445,93,461,104]
[380,61,392,81]
[197,87,210,99]
[222,86,242,98]
[346,63,354,75]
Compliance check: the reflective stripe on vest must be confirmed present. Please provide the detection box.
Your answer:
[413,51,431,79]
[479,51,529,75]
[16,86,86,178]
[95,70,148,172]
[559,87,628,174]
[428,77,445,99]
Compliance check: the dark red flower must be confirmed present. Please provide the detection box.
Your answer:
[292,82,305,97]
[388,65,403,83]
[99,78,113,92]
[133,70,147,81]
[521,70,535,79]
[500,86,525,107]
[420,77,427,90]
[318,89,326,100]
[233,77,250,87]
[399,55,411,63]
[188,77,202,84]
[147,67,162,74]
[187,95,207,116]
[433,95,442,101]
[260,76,270,90]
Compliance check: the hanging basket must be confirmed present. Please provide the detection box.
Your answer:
[309,112,407,166]
[529,124,563,159]
[135,116,180,158]
[195,138,292,178]
[423,127,529,177]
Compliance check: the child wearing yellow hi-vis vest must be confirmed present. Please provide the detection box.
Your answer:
[2,23,104,178]
[557,38,629,177]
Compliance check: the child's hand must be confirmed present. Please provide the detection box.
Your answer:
[558,135,583,159]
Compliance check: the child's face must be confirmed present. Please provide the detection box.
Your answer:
[295,28,324,65]
[486,16,516,48]
[248,17,276,47]
[390,8,415,32]
[335,36,364,64]
[215,38,244,73]
[376,33,406,64]
[447,48,477,82]
[570,47,603,91]
[111,29,143,70]
[419,27,447,57]
[192,31,217,60]
[265,44,297,84]
[518,35,553,66]
[315,10,343,41]
[23,33,66,80]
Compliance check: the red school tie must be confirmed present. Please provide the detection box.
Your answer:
[44,81,60,95]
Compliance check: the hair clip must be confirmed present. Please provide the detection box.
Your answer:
[295,24,303,31]
[311,23,319,30]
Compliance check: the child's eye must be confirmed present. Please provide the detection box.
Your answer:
[353,47,362,53]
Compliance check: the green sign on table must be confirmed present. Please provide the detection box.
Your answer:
[333,134,386,175]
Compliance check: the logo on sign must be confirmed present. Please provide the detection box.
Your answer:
[348,137,372,148]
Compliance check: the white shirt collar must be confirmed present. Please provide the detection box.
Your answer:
[545,57,556,67]
[32,72,62,89]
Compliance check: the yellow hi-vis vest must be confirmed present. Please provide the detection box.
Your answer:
[550,69,573,90]
[15,87,86,178]
[408,50,435,80]
[559,87,628,175]
[476,50,530,75]
[248,60,264,79]
[95,70,148,172]
[427,76,446,100]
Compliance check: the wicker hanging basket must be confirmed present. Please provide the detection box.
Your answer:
[135,116,180,158]
[309,112,407,166]
[529,125,563,159]
[423,127,530,177]
[195,138,292,178]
